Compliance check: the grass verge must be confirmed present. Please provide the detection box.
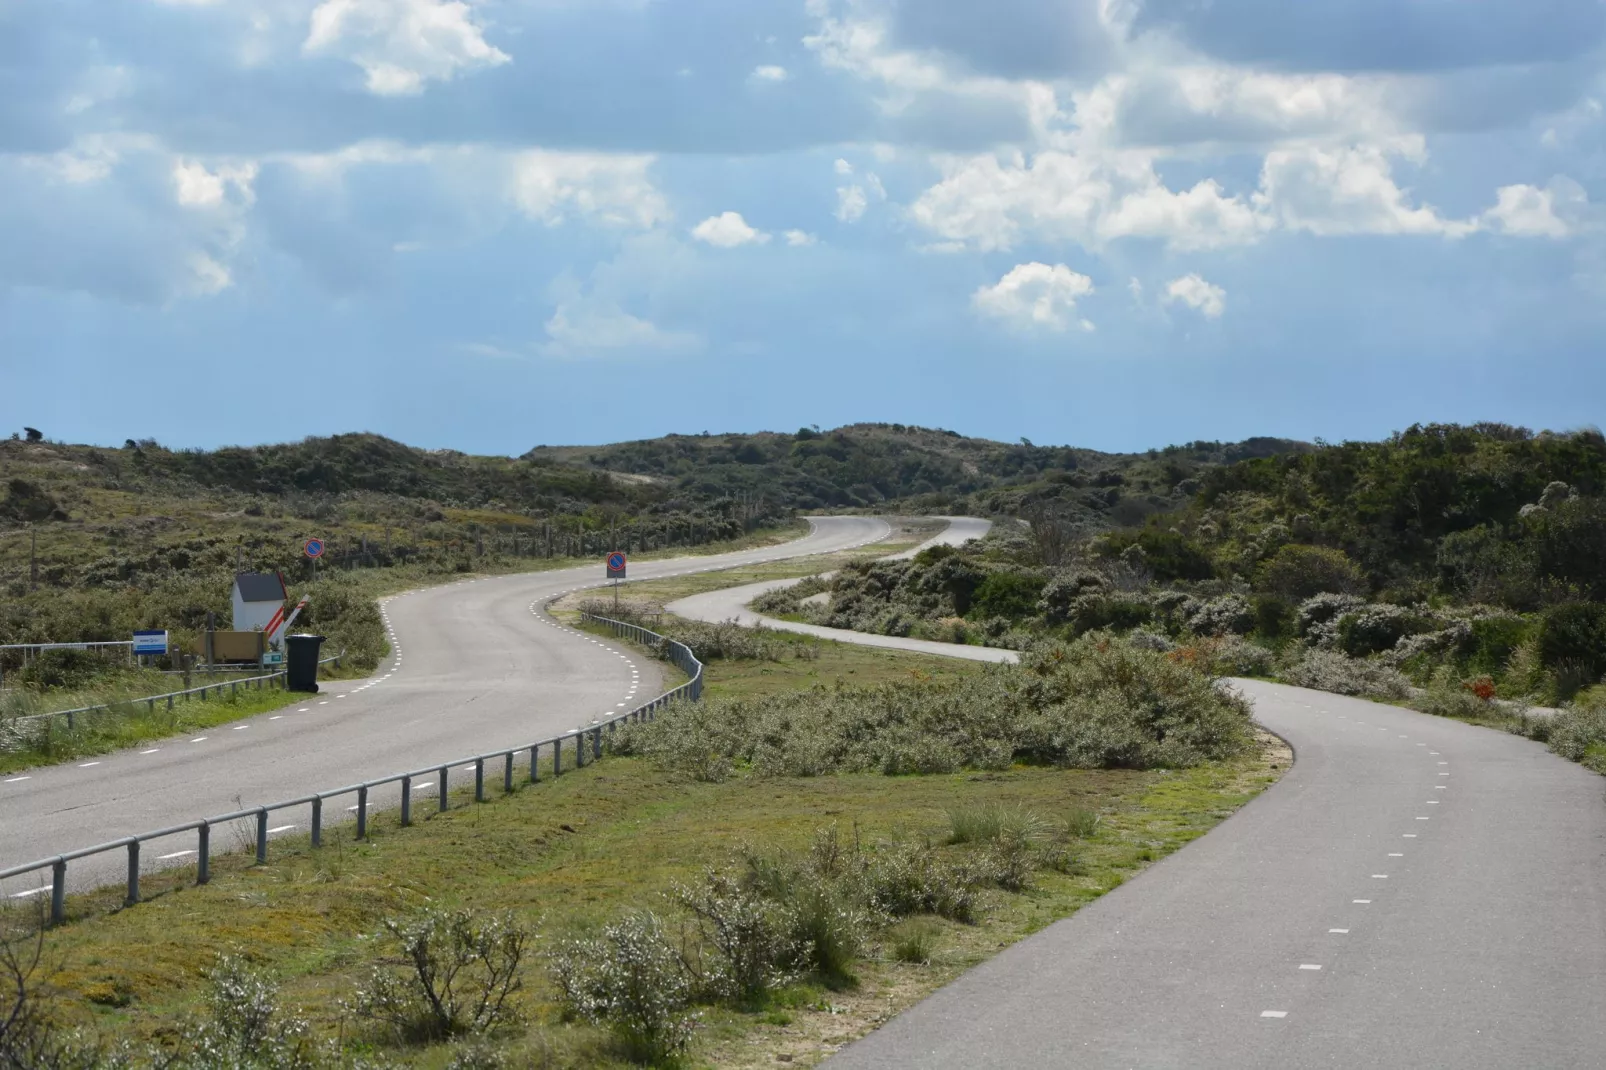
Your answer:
[16,630,1283,1067]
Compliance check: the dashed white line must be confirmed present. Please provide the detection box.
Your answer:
[267,824,297,834]
[190,737,208,743]
[157,850,196,860]
[1298,964,1323,971]
[5,776,31,783]
[78,762,100,768]
[9,887,49,899]
[141,749,159,755]
[1329,928,1349,934]
[1353,899,1372,904]
[1260,1010,1288,1019]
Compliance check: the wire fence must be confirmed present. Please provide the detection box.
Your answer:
[0,613,700,927]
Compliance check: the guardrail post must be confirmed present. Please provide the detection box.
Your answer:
[530,744,540,783]
[401,776,412,827]
[256,810,268,863]
[592,727,602,761]
[474,759,485,802]
[126,840,140,905]
[503,752,514,793]
[357,785,369,839]
[50,859,66,926]
[575,732,585,768]
[311,797,323,847]
[166,695,174,711]
[147,698,155,713]
[438,767,449,812]
[198,823,211,884]
[65,710,75,730]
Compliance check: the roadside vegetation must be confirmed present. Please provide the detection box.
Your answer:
[0,622,1280,1068]
[761,425,1606,776]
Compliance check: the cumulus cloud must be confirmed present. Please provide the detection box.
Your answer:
[750,65,789,82]
[835,184,868,222]
[541,300,700,358]
[1481,183,1573,238]
[1254,139,1475,237]
[972,261,1094,330]
[784,229,817,246]
[303,0,511,96]
[172,160,258,208]
[1164,274,1226,318]
[510,151,668,229]
[690,211,770,247]
[911,150,1270,252]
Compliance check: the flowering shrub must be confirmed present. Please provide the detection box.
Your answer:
[1296,593,1369,647]
[551,912,697,1064]
[1277,648,1412,699]
[1186,595,1254,637]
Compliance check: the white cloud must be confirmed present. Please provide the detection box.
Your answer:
[187,252,234,296]
[510,151,668,228]
[835,184,868,222]
[541,301,699,358]
[972,261,1094,331]
[303,0,510,96]
[1255,140,1475,238]
[1481,183,1572,238]
[910,149,1270,252]
[1163,274,1226,318]
[172,160,257,208]
[834,158,854,176]
[784,229,817,246]
[750,65,789,82]
[690,211,770,247]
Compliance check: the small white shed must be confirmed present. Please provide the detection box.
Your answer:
[232,572,287,633]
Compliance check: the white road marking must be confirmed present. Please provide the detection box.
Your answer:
[1403,834,1417,838]
[5,776,31,783]
[1389,853,1403,857]
[1299,964,1322,971]
[78,762,100,767]
[1438,761,1448,765]
[1416,816,1431,820]
[233,725,248,730]
[299,708,309,712]
[191,737,208,743]
[1372,874,1389,879]
[268,824,297,834]
[1329,929,1349,934]
[269,716,282,720]
[1435,785,1447,790]
[1427,801,1440,805]
[157,850,196,860]
[9,887,50,899]
[141,749,159,755]
[1353,899,1372,904]
[1260,1011,1287,1018]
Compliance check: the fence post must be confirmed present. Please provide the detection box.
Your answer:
[438,767,449,812]
[401,775,412,827]
[554,737,562,775]
[50,859,66,926]
[125,841,140,906]
[530,744,540,783]
[575,732,586,768]
[474,759,485,802]
[255,810,268,864]
[311,797,323,847]
[357,785,369,839]
[592,727,602,761]
[66,710,75,730]
[197,822,211,884]
[503,752,514,793]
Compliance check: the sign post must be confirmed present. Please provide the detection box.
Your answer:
[606,551,627,612]
[304,537,325,582]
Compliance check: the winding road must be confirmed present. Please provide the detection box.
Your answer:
[667,519,1606,1068]
[0,516,890,895]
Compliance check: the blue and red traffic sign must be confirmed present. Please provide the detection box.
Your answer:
[304,538,326,559]
[606,551,626,578]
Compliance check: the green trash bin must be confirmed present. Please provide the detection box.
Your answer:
[285,633,325,692]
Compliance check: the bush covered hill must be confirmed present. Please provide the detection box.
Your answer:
[772,424,1606,722]
[530,423,1308,523]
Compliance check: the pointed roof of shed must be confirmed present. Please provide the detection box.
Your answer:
[234,572,288,603]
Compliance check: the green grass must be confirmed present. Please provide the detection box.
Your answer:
[17,630,1284,1068]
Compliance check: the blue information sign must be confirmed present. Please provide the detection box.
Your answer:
[132,630,169,656]
[606,551,626,579]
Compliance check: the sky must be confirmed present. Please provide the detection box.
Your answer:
[1,0,1603,456]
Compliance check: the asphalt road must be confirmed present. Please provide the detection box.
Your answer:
[825,679,1606,1070]
[668,516,1019,665]
[0,516,890,896]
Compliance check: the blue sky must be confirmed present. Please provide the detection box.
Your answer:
[1,0,1602,455]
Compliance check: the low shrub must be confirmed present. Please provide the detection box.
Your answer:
[945,803,1045,845]
[350,908,529,1043]
[612,634,1254,777]
[674,871,799,1001]
[1547,698,1606,767]
[1277,648,1412,699]
[550,911,696,1065]
[886,919,940,965]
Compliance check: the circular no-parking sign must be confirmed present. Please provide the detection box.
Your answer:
[304,538,326,559]
[607,551,626,573]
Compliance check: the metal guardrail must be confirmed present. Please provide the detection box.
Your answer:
[0,617,700,926]
[6,652,346,729]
